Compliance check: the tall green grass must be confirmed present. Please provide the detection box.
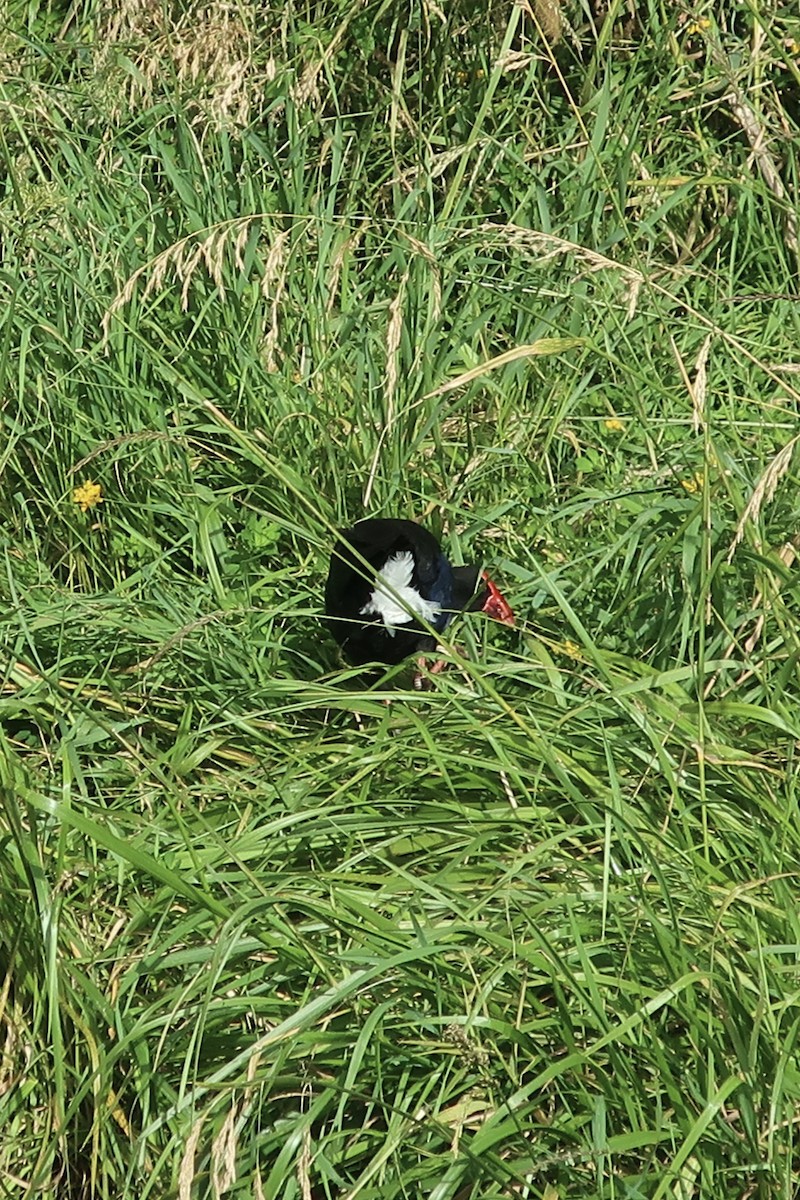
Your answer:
[2,0,800,1195]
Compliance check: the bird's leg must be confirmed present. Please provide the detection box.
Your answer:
[413,649,449,691]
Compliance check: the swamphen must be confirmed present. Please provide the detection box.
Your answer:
[324,518,513,677]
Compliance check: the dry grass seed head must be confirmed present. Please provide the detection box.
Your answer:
[728,435,799,561]
[97,0,258,128]
[691,334,712,433]
[472,222,644,285]
[199,227,230,297]
[401,232,442,322]
[326,225,366,315]
[103,218,264,336]
[179,241,208,309]
[210,1102,238,1197]
[261,229,290,373]
[384,273,407,412]
[178,1115,205,1200]
[233,221,252,273]
[534,0,564,43]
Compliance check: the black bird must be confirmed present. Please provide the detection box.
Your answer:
[324,518,514,673]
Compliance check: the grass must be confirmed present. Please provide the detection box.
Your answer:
[2,0,800,1195]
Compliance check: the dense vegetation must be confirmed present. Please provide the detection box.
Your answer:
[3,0,800,1195]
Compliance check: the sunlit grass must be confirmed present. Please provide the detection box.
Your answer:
[2,0,800,1196]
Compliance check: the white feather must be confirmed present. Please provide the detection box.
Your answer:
[360,551,441,635]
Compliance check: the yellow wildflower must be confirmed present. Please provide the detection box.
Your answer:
[686,17,711,34]
[560,640,584,661]
[603,418,625,432]
[680,471,704,495]
[73,480,104,512]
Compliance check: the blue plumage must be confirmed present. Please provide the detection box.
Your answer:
[324,517,511,668]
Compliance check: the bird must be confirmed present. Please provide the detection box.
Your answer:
[324,517,514,680]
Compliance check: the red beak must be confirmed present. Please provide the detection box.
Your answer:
[480,571,515,626]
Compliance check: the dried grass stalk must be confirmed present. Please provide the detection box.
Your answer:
[691,335,712,432]
[297,1116,313,1200]
[102,217,274,339]
[728,435,799,561]
[97,0,259,128]
[705,536,800,699]
[727,92,798,250]
[326,225,365,315]
[384,278,406,414]
[363,271,409,509]
[471,222,644,284]
[261,229,289,373]
[400,232,442,322]
[178,1115,205,1200]
[210,1103,238,1197]
[700,24,800,255]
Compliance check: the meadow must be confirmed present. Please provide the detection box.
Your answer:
[2,0,800,1195]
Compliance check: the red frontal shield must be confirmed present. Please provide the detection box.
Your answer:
[481,572,514,626]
